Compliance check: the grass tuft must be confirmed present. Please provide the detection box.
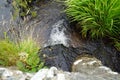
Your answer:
[0,38,45,72]
[65,0,120,38]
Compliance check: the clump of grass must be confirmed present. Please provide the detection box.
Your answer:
[0,39,18,66]
[65,0,120,38]
[0,37,45,72]
[16,38,44,72]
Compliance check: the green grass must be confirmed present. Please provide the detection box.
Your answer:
[0,39,18,66]
[0,38,45,72]
[16,38,45,72]
[65,0,120,38]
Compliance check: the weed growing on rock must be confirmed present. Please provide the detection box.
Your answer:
[16,38,45,72]
[0,37,45,72]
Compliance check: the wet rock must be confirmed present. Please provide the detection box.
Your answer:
[72,54,118,76]
[32,54,120,80]
[40,44,120,73]
[72,54,102,74]
[40,44,80,71]
[92,44,120,72]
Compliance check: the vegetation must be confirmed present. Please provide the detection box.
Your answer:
[113,38,120,51]
[115,41,120,51]
[16,38,45,72]
[0,39,18,66]
[65,0,120,38]
[65,0,120,51]
[0,37,45,72]
[12,0,37,19]
[0,0,46,72]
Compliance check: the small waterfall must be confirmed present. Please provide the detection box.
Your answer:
[44,19,69,47]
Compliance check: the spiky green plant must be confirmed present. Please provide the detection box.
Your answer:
[65,0,120,38]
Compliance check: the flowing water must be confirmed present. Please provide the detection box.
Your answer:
[44,19,69,47]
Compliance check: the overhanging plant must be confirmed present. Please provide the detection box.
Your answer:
[65,0,120,38]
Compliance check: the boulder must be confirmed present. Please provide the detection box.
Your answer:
[39,44,80,71]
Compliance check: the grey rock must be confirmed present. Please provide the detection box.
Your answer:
[31,66,120,80]
[0,67,34,80]
[31,67,57,80]
[72,54,103,74]
[0,65,120,80]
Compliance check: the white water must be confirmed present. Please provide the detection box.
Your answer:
[44,19,69,47]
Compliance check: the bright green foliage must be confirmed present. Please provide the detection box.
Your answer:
[12,0,37,19]
[0,38,45,72]
[0,40,18,66]
[65,0,120,38]
[16,38,44,72]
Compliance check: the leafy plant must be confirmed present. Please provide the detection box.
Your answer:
[0,39,18,66]
[0,37,45,72]
[16,38,45,72]
[65,0,120,38]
